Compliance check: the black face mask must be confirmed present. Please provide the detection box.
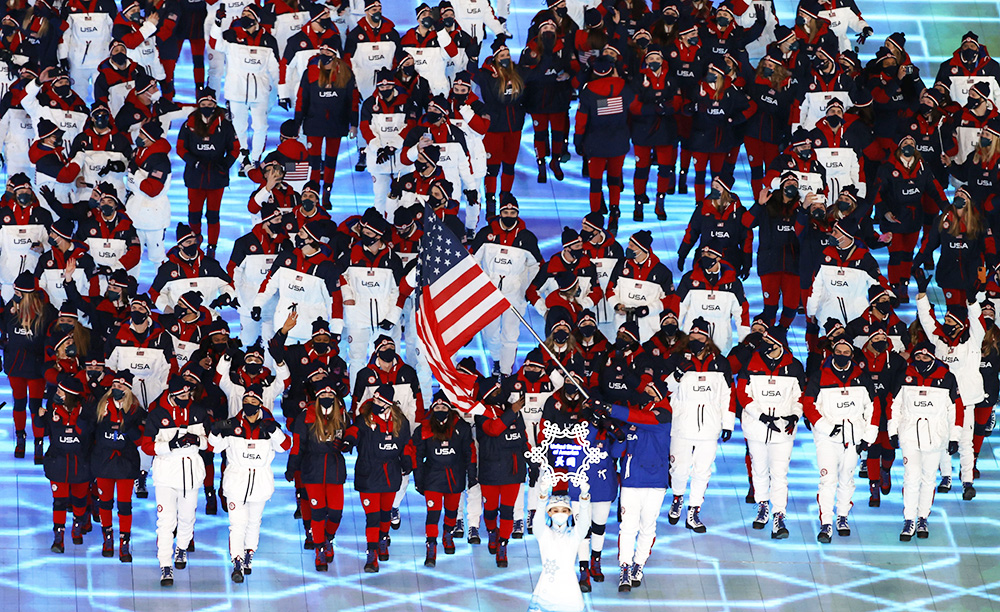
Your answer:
[54,396,65,406]
[421,17,435,29]
[244,362,262,375]
[615,337,635,352]
[378,87,393,100]
[93,113,110,129]
[810,205,826,220]
[361,234,380,248]
[65,344,77,357]
[836,199,852,212]
[828,353,850,369]
[442,17,455,28]
[942,323,960,337]
[111,51,128,65]
[242,403,259,417]
[523,369,542,382]
[874,300,892,315]
[624,247,638,259]
[914,358,934,374]
[47,236,59,247]
[319,54,333,65]
[967,97,983,109]
[425,111,442,124]
[56,322,73,334]
[111,388,126,401]
[761,66,774,77]
[87,369,102,381]
[499,216,517,230]
[555,6,568,17]
[301,198,317,211]
[636,37,649,49]
[918,102,934,115]
[687,36,698,46]
[212,341,227,353]
[871,339,888,353]
[100,203,116,217]
[413,160,430,173]
[663,13,678,24]
[699,256,715,271]
[980,137,992,148]
[687,339,706,354]
[130,311,147,325]
[962,48,978,64]
[370,11,382,23]
[16,192,32,205]
[378,348,396,362]
[705,72,718,84]
[198,106,215,120]
[796,148,811,160]
[432,409,449,422]
[579,324,597,338]
[54,84,71,98]
[788,40,800,51]
[955,198,968,210]
[900,144,915,157]
[985,317,995,329]
[452,92,467,104]
[826,115,842,129]
[318,396,336,409]
[795,15,805,27]
[716,16,730,28]
[783,184,799,200]
[129,12,143,23]
[240,16,256,29]
[498,58,512,69]
[647,61,661,72]
[313,341,330,353]
[552,329,570,344]
[11,294,21,304]
[181,243,199,258]
[401,64,417,77]
[1,24,16,37]
[661,322,678,336]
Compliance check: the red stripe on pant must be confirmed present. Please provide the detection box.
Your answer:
[481,483,519,540]
[424,491,462,539]
[9,377,45,438]
[187,188,225,247]
[51,482,89,525]
[588,155,625,213]
[530,112,568,159]
[96,477,134,532]
[306,135,342,184]
[359,491,395,548]
[306,482,344,545]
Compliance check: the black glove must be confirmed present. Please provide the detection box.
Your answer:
[803,417,812,431]
[754,3,765,20]
[782,415,799,435]
[720,429,732,442]
[590,400,610,421]
[260,419,279,436]
[208,294,231,309]
[857,26,873,44]
[634,305,650,318]
[378,319,394,330]
[278,98,291,110]
[739,263,751,281]
[856,440,870,453]
[284,468,295,482]
[830,423,843,437]
[376,146,396,165]
[336,438,354,453]
[251,306,262,321]
[388,177,403,200]
[677,254,685,271]
[168,432,184,450]
[59,58,70,72]
[948,440,959,455]
[463,189,479,206]
[759,413,781,433]
[913,268,930,293]
[229,297,240,309]
[181,432,201,447]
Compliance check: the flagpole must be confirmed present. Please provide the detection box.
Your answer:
[508,306,592,401]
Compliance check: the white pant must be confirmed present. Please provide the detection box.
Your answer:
[482,307,521,375]
[239,311,274,352]
[70,64,98,104]
[617,487,665,566]
[344,310,402,386]
[228,499,266,560]
[155,485,199,567]
[229,100,270,160]
[747,439,794,514]
[137,229,166,264]
[902,443,941,521]
[938,410,974,483]
[393,472,410,509]
[207,49,226,95]
[460,483,483,527]
[371,172,393,218]
[814,434,859,525]
[577,500,612,561]
[670,436,719,506]
[402,298,433,412]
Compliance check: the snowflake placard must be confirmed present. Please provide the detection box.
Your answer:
[524,421,607,486]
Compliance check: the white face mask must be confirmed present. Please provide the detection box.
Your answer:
[550,511,570,526]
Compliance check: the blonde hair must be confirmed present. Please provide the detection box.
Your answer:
[95,387,138,422]
[360,398,405,437]
[16,291,47,336]
[319,57,353,89]
[309,395,347,442]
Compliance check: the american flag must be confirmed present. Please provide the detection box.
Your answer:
[415,207,511,413]
[596,96,623,116]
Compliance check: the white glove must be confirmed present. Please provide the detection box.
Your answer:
[533,299,547,317]
[579,296,595,310]
[578,479,591,498]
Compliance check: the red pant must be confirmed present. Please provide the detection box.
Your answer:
[9,376,45,438]
[973,404,993,455]
[866,429,895,480]
[633,145,677,196]
[587,155,625,212]
[187,188,224,247]
[886,231,920,285]
[424,491,461,539]
[305,482,344,545]
[484,131,520,195]
[691,151,727,201]
[530,112,568,159]
[759,272,801,326]
[359,491,395,547]
[96,478,134,533]
[481,483,519,540]
[306,135,342,185]
[51,481,89,525]
[745,137,781,197]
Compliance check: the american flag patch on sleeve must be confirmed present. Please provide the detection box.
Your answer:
[596,96,623,115]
